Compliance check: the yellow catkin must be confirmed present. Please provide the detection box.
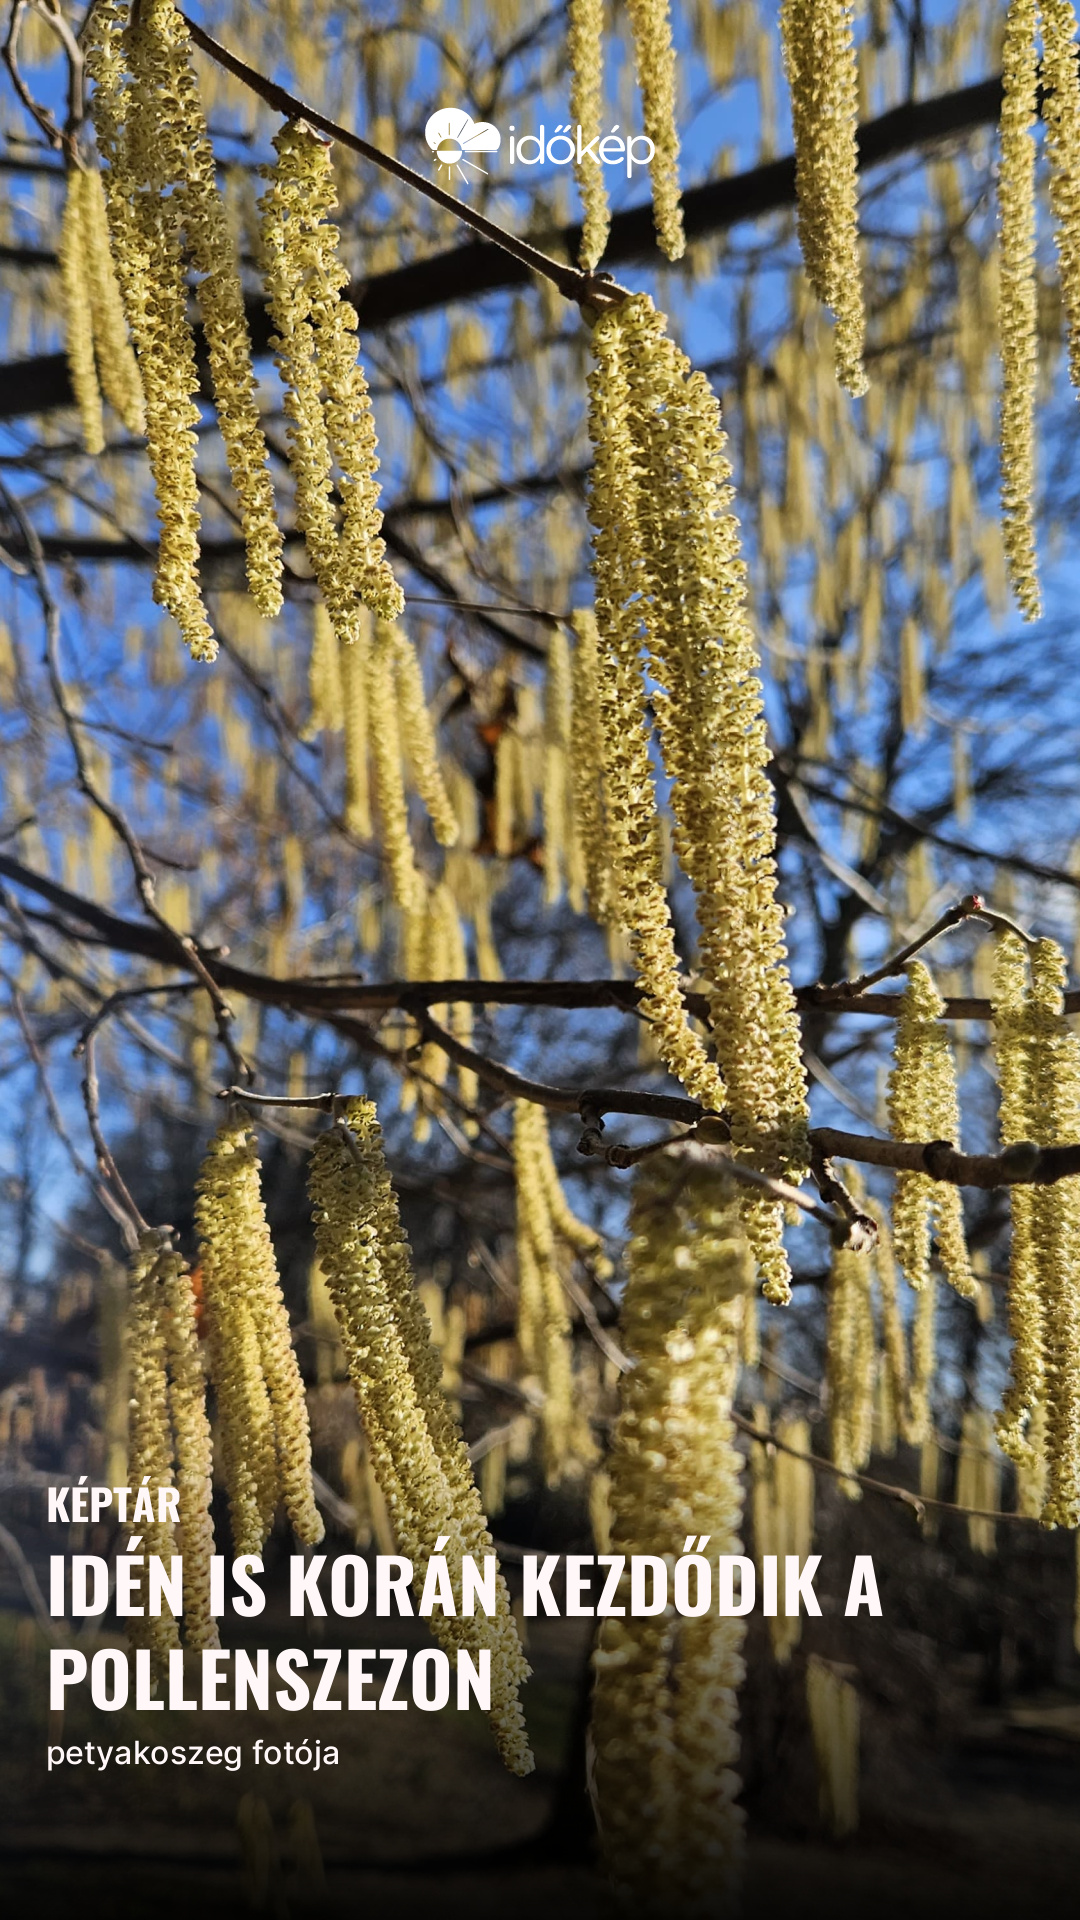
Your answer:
[127,1235,181,1665]
[569,610,617,926]
[869,1202,915,1443]
[513,1101,575,1483]
[587,294,809,1305]
[341,612,372,837]
[258,123,403,639]
[994,936,1080,1524]
[391,627,459,847]
[1043,1,1080,397]
[887,962,977,1300]
[301,599,344,741]
[826,1224,875,1498]
[80,165,144,437]
[625,0,685,259]
[158,1237,218,1650]
[998,0,1042,619]
[751,1413,814,1661]
[780,0,868,393]
[542,628,574,906]
[59,169,105,456]
[955,1405,1000,1554]
[86,0,214,658]
[127,0,281,618]
[992,931,1044,1462]
[908,1271,937,1446]
[369,620,421,911]
[195,1139,279,1555]
[307,1099,533,1775]
[806,1657,860,1838]
[196,1124,323,1548]
[591,1158,752,1914]
[568,0,610,267]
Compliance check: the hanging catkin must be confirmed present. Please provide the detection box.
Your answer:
[751,1413,814,1661]
[390,627,459,848]
[1043,1,1080,397]
[568,611,617,926]
[58,168,105,456]
[998,0,1042,619]
[79,164,144,437]
[780,0,868,394]
[591,1157,751,1914]
[307,1099,533,1775]
[955,1405,1000,1553]
[568,0,610,267]
[825,1225,875,1497]
[341,611,372,837]
[513,1100,575,1482]
[195,1123,324,1553]
[625,0,685,259]
[301,600,344,742]
[886,962,977,1300]
[126,1232,182,1665]
[258,122,402,640]
[806,1657,859,1838]
[587,293,809,1305]
[86,0,213,658]
[992,934,1080,1525]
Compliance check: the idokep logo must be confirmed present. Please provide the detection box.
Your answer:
[424,109,501,182]
[424,106,655,184]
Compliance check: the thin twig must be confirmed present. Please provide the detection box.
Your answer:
[734,1414,1034,1528]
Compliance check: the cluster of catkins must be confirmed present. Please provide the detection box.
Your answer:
[511,1099,610,1483]
[127,1102,530,1772]
[567,0,684,265]
[82,0,398,660]
[586,290,809,1303]
[309,1098,532,1774]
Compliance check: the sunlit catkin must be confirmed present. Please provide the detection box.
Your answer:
[998,0,1042,619]
[340,611,371,837]
[826,1224,875,1498]
[196,1123,323,1548]
[806,1657,859,1838]
[126,1232,181,1663]
[59,169,105,457]
[994,935,1080,1525]
[908,1272,937,1446]
[80,166,144,437]
[126,0,282,619]
[158,1237,218,1650]
[302,599,344,742]
[391,627,459,848]
[258,123,403,637]
[992,931,1044,1463]
[568,0,610,267]
[308,1099,532,1775]
[587,293,809,1305]
[886,962,976,1300]
[626,0,685,259]
[86,0,212,658]
[513,1100,574,1482]
[1043,1,1080,398]
[780,0,868,393]
[591,1158,751,1914]
[568,611,616,927]
[194,1134,279,1555]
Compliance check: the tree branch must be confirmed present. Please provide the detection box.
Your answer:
[0,73,1008,421]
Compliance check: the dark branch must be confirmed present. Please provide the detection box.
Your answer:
[0,73,1006,422]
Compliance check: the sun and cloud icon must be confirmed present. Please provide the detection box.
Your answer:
[424,109,501,180]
